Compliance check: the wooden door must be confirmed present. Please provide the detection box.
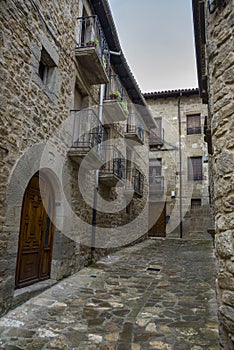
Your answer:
[149,203,166,237]
[15,172,54,288]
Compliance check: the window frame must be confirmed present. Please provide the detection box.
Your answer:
[186,114,201,135]
[38,47,56,89]
[188,156,203,181]
[191,198,202,209]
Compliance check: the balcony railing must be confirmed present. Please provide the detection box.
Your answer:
[149,176,164,196]
[149,127,164,147]
[103,75,128,122]
[125,113,144,145]
[75,15,110,85]
[99,145,125,186]
[125,168,144,197]
[68,109,107,168]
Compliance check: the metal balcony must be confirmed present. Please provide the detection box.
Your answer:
[75,16,110,85]
[125,168,144,197]
[99,145,125,187]
[149,176,164,197]
[149,127,164,148]
[68,109,107,169]
[103,75,128,123]
[125,113,144,145]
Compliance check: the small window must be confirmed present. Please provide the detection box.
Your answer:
[187,115,201,135]
[150,118,162,142]
[191,198,202,209]
[149,159,162,184]
[38,47,56,87]
[188,157,203,180]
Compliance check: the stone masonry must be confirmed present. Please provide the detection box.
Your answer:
[0,0,152,316]
[145,90,212,239]
[192,0,234,348]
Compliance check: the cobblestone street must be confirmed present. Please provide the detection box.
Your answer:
[0,238,219,350]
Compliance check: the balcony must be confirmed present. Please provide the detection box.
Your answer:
[149,127,164,148]
[103,75,128,123]
[149,176,164,197]
[125,168,144,197]
[124,113,144,145]
[75,16,110,85]
[99,146,125,187]
[67,109,107,169]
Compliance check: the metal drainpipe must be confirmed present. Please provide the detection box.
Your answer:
[178,93,183,239]
[91,83,105,260]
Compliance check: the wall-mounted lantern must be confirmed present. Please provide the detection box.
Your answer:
[171,190,176,198]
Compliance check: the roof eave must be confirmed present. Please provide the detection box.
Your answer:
[91,0,154,126]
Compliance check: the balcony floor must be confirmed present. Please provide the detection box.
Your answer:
[75,47,109,85]
[99,172,124,187]
[103,100,127,123]
[124,132,144,145]
[68,147,104,170]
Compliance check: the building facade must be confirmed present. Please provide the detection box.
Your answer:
[0,0,154,315]
[144,89,212,239]
[193,0,234,348]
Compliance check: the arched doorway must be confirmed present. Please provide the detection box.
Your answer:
[15,171,55,288]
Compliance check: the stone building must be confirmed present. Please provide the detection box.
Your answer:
[144,89,212,238]
[192,0,234,348]
[0,0,154,315]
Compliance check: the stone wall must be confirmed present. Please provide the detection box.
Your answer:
[0,0,150,316]
[146,93,212,238]
[204,1,234,347]
[0,0,83,315]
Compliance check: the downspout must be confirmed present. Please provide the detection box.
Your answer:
[91,83,105,260]
[91,50,122,260]
[178,93,183,239]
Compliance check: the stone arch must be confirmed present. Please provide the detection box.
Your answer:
[15,170,55,288]
[3,143,71,300]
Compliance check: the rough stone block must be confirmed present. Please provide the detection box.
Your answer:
[223,291,234,307]
[216,231,233,258]
[219,305,234,334]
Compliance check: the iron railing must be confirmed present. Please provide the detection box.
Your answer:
[126,113,144,143]
[149,127,164,146]
[100,145,125,181]
[126,168,144,196]
[71,109,107,153]
[187,126,202,135]
[105,75,128,114]
[77,15,110,73]
[149,175,164,195]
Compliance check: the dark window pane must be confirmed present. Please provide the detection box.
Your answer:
[188,157,203,180]
[39,61,46,80]
[187,115,201,134]
[191,198,201,209]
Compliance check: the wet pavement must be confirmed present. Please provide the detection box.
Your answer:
[0,238,219,349]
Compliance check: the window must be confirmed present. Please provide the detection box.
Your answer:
[187,114,201,135]
[150,118,163,143]
[191,198,201,209]
[149,158,162,180]
[188,157,203,180]
[149,159,164,193]
[38,47,56,88]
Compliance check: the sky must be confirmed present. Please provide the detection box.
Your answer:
[108,0,198,93]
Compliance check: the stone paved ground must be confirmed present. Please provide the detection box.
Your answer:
[0,239,219,350]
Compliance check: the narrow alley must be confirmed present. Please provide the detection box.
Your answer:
[0,238,219,350]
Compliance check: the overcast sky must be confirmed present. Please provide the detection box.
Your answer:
[108,0,198,93]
